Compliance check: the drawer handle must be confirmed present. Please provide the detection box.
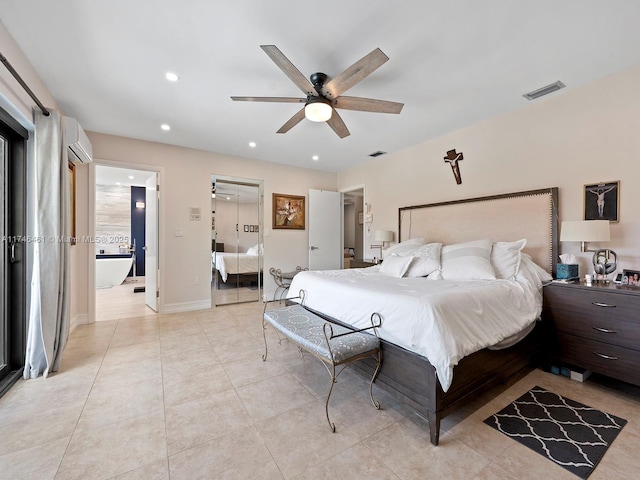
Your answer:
[593,351,618,361]
[592,326,617,334]
[592,302,616,308]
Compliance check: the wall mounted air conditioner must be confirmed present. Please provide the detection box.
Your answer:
[62,116,93,164]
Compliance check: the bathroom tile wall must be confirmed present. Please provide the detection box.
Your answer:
[95,184,131,254]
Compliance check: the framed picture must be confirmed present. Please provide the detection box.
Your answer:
[273,193,305,229]
[244,225,249,232]
[622,269,640,287]
[249,225,255,232]
[254,224,259,232]
[584,181,619,222]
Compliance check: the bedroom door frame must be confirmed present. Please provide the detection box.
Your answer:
[88,161,163,321]
[340,184,366,264]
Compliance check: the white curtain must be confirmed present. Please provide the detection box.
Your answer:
[23,110,70,379]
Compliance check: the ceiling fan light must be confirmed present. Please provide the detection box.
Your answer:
[305,97,332,122]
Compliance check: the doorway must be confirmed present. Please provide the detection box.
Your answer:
[0,111,27,397]
[342,186,365,268]
[212,175,263,306]
[93,165,158,321]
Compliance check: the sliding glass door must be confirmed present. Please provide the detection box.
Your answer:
[0,112,27,397]
[0,134,6,382]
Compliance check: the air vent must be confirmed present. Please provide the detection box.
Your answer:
[369,150,387,158]
[523,81,565,100]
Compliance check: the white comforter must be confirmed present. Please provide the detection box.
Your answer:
[212,252,260,282]
[287,266,544,392]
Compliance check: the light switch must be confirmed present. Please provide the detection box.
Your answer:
[174,228,184,237]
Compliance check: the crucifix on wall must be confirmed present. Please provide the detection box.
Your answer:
[444,149,464,185]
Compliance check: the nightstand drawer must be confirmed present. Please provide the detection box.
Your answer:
[554,334,640,385]
[544,308,640,351]
[543,286,640,324]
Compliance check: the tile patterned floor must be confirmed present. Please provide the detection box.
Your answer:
[1,301,639,479]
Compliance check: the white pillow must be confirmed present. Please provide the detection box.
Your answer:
[405,243,442,277]
[491,239,527,280]
[518,253,553,284]
[440,239,496,280]
[379,255,414,278]
[382,237,425,257]
[246,244,259,255]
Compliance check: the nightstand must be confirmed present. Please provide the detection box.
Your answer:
[543,282,640,386]
[349,259,378,269]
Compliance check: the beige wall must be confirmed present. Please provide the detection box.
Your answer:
[86,133,336,311]
[338,65,640,276]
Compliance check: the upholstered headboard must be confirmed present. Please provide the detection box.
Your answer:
[398,188,559,275]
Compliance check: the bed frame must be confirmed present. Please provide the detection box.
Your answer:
[305,187,558,445]
[215,270,263,289]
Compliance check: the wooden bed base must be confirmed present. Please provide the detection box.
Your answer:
[303,305,542,445]
[215,270,263,289]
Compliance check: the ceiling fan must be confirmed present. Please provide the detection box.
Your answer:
[231,45,404,138]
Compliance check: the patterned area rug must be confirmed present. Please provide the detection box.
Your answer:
[484,386,626,478]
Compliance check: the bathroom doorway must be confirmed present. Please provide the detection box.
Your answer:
[342,186,365,268]
[211,175,263,306]
[93,165,158,321]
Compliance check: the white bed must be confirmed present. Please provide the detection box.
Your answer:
[287,253,550,392]
[212,251,261,283]
[284,187,559,446]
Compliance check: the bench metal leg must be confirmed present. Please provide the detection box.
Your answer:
[262,320,269,362]
[325,363,337,433]
[369,350,382,410]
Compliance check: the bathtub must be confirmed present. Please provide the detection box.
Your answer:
[96,254,133,288]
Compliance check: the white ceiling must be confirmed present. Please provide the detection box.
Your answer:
[95,165,155,187]
[2,1,640,173]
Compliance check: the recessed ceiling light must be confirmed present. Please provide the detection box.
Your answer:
[128,175,134,179]
[249,142,256,148]
[115,182,121,185]
[165,72,179,82]
[312,155,319,161]
[161,124,171,131]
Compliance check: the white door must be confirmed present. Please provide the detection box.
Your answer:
[309,189,342,270]
[144,173,158,311]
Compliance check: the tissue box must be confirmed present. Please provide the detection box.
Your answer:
[557,263,578,279]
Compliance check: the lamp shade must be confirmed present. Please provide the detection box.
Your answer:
[374,230,394,242]
[560,220,610,242]
[304,96,332,122]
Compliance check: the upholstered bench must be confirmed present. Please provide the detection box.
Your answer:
[262,300,382,432]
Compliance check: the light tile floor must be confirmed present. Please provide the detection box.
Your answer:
[1,302,639,479]
[95,278,156,322]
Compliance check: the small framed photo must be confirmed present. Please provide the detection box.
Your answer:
[244,225,249,232]
[584,181,619,222]
[622,269,640,287]
[249,225,255,232]
[254,224,259,232]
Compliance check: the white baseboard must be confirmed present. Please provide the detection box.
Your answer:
[69,313,89,334]
[161,299,211,314]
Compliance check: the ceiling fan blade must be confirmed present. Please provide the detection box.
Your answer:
[322,48,389,99]
[261,45,316,96]
[333,96,403,114]
[231,96,305,103]
[276,108,306,134]
[326,110,350,138]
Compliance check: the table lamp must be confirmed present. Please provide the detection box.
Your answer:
[371,230,394,262]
